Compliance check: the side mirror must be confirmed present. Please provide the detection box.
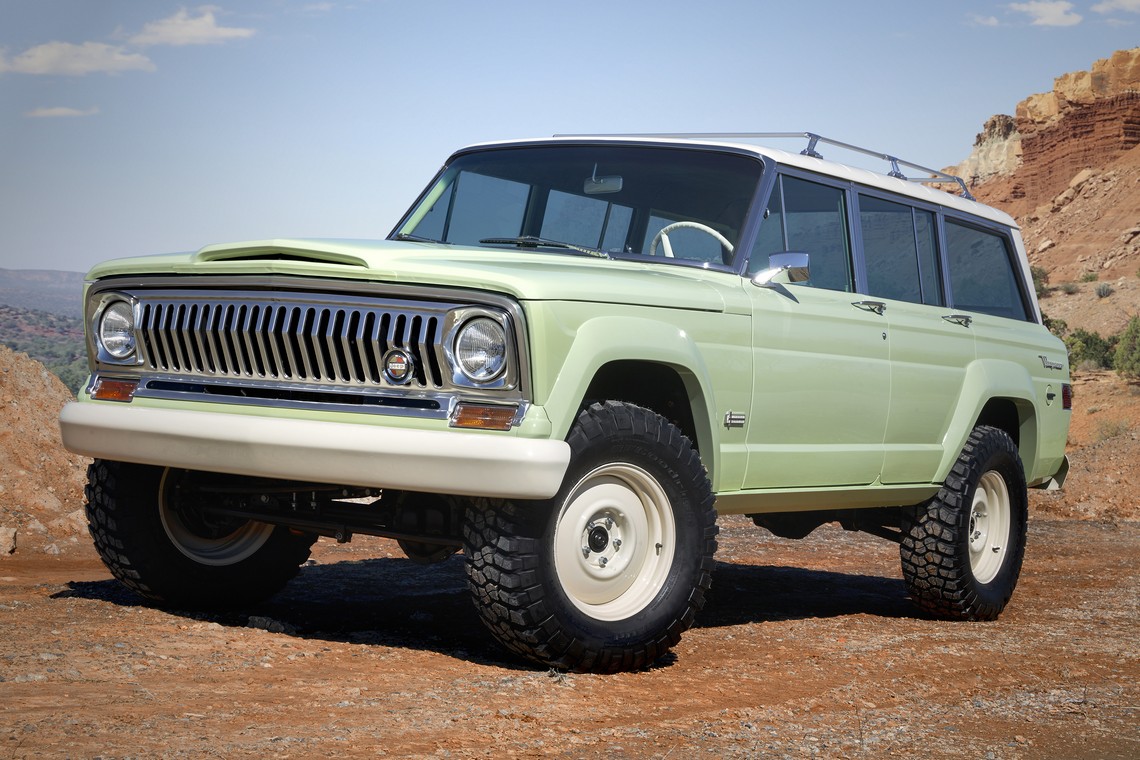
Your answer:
[751,252,810,287]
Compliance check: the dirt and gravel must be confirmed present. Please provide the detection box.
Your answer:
[2,516,1138,759]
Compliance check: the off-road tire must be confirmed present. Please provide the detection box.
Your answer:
[463,402,718,673]
[85,459,317,609]
[900,426,1028,620]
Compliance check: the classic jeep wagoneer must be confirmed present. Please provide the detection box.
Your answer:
[61,133,1071,672]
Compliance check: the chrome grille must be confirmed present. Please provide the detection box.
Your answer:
[137,296,446,389]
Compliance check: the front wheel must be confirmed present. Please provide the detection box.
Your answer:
[900,426,1028,620]
[85,460,317,609]
[463,402,717,672]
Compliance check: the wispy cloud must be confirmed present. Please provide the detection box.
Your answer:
[0,6,254,79]
[1009,1,1083,26]
[24,106,100,118]
[130,6,255,47]
[1092,0,1140,12]
[0,41,155,76]
[969,14,1001,26]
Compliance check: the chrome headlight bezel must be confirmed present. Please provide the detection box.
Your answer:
[442,307,517,389]
[91,293,141,365]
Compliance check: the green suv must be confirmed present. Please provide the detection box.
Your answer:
[61,133,1071,672]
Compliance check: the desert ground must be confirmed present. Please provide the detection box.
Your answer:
[2,513,1137,759]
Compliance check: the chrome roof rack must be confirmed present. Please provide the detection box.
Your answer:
[552,131,974,201]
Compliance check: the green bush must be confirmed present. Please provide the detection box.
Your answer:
[1042,313,1067,338]
[1114,316,1140,379]
[1080,272,1099,283]
[1065,328,1119,370]
[1031,266,1050,298]
[1096,283,1114,299]
[1060,282,1079,295]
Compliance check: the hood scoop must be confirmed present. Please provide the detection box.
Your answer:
[193,239,370,268]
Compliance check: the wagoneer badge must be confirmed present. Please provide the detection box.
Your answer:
[1038,355,1064,371]
[384,349,414,384]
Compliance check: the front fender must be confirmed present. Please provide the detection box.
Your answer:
[542,316,723,486]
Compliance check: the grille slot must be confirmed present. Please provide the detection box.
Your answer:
[138,297,446,389]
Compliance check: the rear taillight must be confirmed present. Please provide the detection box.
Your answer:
[1062,383,1073,410]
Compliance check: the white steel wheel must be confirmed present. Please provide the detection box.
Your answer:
[158,469,274,566]
[968,470,1011,584]
[553,463,677,621]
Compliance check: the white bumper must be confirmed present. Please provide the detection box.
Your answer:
[60,402,571,500]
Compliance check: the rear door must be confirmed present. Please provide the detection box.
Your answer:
[855,193,976,484]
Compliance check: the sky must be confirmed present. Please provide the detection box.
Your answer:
[1,1,1139,273]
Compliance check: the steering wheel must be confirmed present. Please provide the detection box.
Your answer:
[648,221,735,260]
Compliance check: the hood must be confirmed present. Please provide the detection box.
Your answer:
[86,238,737,312]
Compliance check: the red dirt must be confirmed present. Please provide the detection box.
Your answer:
[2,518,1138,758]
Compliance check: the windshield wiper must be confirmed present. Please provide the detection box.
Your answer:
[478,235,609,259]
[394,232,451,244]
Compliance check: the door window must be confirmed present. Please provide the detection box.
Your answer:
[751,176,852,292]
[859,195,943,306]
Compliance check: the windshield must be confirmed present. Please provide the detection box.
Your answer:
[393,145,763,266]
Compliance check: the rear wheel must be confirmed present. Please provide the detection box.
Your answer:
[464,402,717,672]
[85,459,317,609]
[900,426,1027,620]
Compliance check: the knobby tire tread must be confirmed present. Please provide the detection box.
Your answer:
[85,459,316,609]
[899,426,1027,621]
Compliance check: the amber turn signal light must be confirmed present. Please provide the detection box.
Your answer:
[91,377,139,402]
[451,403,518,430]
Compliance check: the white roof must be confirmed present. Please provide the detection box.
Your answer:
[461,135,1018,229]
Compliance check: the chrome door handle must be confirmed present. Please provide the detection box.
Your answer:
[942,314,973,327]
[852,300,886,315]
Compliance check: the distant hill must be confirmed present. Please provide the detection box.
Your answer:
[0,268,86,318]
[0,304,86,394]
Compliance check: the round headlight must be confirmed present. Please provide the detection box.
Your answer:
[454,317,507,382]
[99,300,137,360]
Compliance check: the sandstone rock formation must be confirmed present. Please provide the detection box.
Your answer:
[948,47,1140,217]
[953,114,1022,187]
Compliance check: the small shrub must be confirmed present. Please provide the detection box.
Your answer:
[1114,316,1140,379]
[1094,418,1131,442]
[1066,328,1119,369]
[1060,282,1079,295]
[1095,283,1113,298]
[1087,406,1100,415]
[1080,272,1099,283]
[1031,266,1050,297]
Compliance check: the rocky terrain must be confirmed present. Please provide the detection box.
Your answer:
[0,345,90,556]
[1,47,1138,759]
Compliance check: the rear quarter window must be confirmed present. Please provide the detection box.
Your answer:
[944,219,1029,321]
